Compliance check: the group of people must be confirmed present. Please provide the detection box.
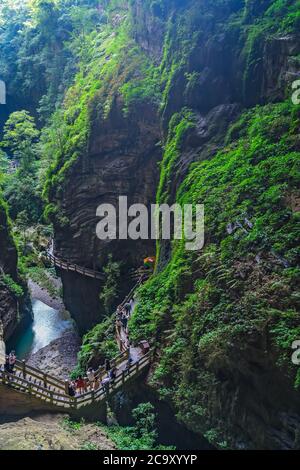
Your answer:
[67,359,118,397]
[66,300,135,398]
[116,299,134,336]
[1,298,136,399]
[3,351,16,374]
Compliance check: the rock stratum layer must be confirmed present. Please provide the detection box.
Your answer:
[0,198,30,340]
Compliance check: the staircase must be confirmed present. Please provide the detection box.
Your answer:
[0,349,152,412]
[0,275,152,415]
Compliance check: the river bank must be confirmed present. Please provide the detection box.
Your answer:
[28,277,64,312]
[28,330,81,379]
[8,272,81,379]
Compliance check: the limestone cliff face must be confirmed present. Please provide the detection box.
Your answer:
[0,201,22,340]
[127,1,300,450]
[53,98,161,332]
[0,198,31,340]
[48,0,300,449]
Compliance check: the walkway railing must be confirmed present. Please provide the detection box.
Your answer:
[0,350,152,410]
[0,260,153,412]
[115,275,146,352]
[46,252,105,280]
[45,239,153,282]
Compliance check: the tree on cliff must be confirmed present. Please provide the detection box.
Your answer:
[1,111,42,224]
[1,110,39,171]
[100,254,121,315]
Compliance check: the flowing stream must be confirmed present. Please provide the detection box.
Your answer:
[8,298,75,360]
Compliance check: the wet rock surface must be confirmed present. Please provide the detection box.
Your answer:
[0,201,31,341]
[28,330,81,380]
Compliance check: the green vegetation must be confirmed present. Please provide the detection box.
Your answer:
[43,6,161,226]
[62,417,85,432]
[0,274,24,299]
[27,266,61,299]
[61,405,174,451]
[73,315,119,377]
[0,110,43,224]
[0,0,299,450]
[130,99,300,441]
[105,402,175,450]
[100,254,121,315]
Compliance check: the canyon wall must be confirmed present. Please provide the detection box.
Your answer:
[45,0,300,449]
[51,97,161,332]
[0,199,30,341]
[46,2,162,332]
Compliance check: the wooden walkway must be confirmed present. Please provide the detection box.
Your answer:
[0,349,152,411]
[46,252,105,280]
[46,240,152,282]
[0,276,152,413]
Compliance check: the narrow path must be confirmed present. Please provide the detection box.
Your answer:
[0,276,152,412]
[46,241,105,280]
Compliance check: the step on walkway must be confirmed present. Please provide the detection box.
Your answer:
[0,276,152,412]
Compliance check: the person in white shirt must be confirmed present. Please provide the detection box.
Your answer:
[87,368,96,390]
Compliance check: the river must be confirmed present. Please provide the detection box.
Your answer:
[8,298,75,360]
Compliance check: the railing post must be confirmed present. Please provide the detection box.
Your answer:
[136,361,140,374]
[91,389,95,402]
[43,374,47,388]
[122,370,125,384]
[22,360,26,379]
[64,380,69,396]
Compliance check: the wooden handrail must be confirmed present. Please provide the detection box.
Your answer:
[0,268,152,412]
[46,251,105,280]
[0,349,152,410]
[15,359,66,388]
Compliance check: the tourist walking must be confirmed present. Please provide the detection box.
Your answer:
[87,368,96,390]
[105,359,111,373]
[75,375,87,395]
[4,355,10,374]
[116,306,122,320]
[94,375,100,390]
[67,381,76,397]
[109,367,117,382]
[129,298,134,314]
[9,351,16,373]
[116,318,122,336]
[124,302,131,316]
[121,314,128,333]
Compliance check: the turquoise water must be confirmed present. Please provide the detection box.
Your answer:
[11,299,74,360]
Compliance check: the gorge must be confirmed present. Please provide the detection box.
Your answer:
[0,0,300,452]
